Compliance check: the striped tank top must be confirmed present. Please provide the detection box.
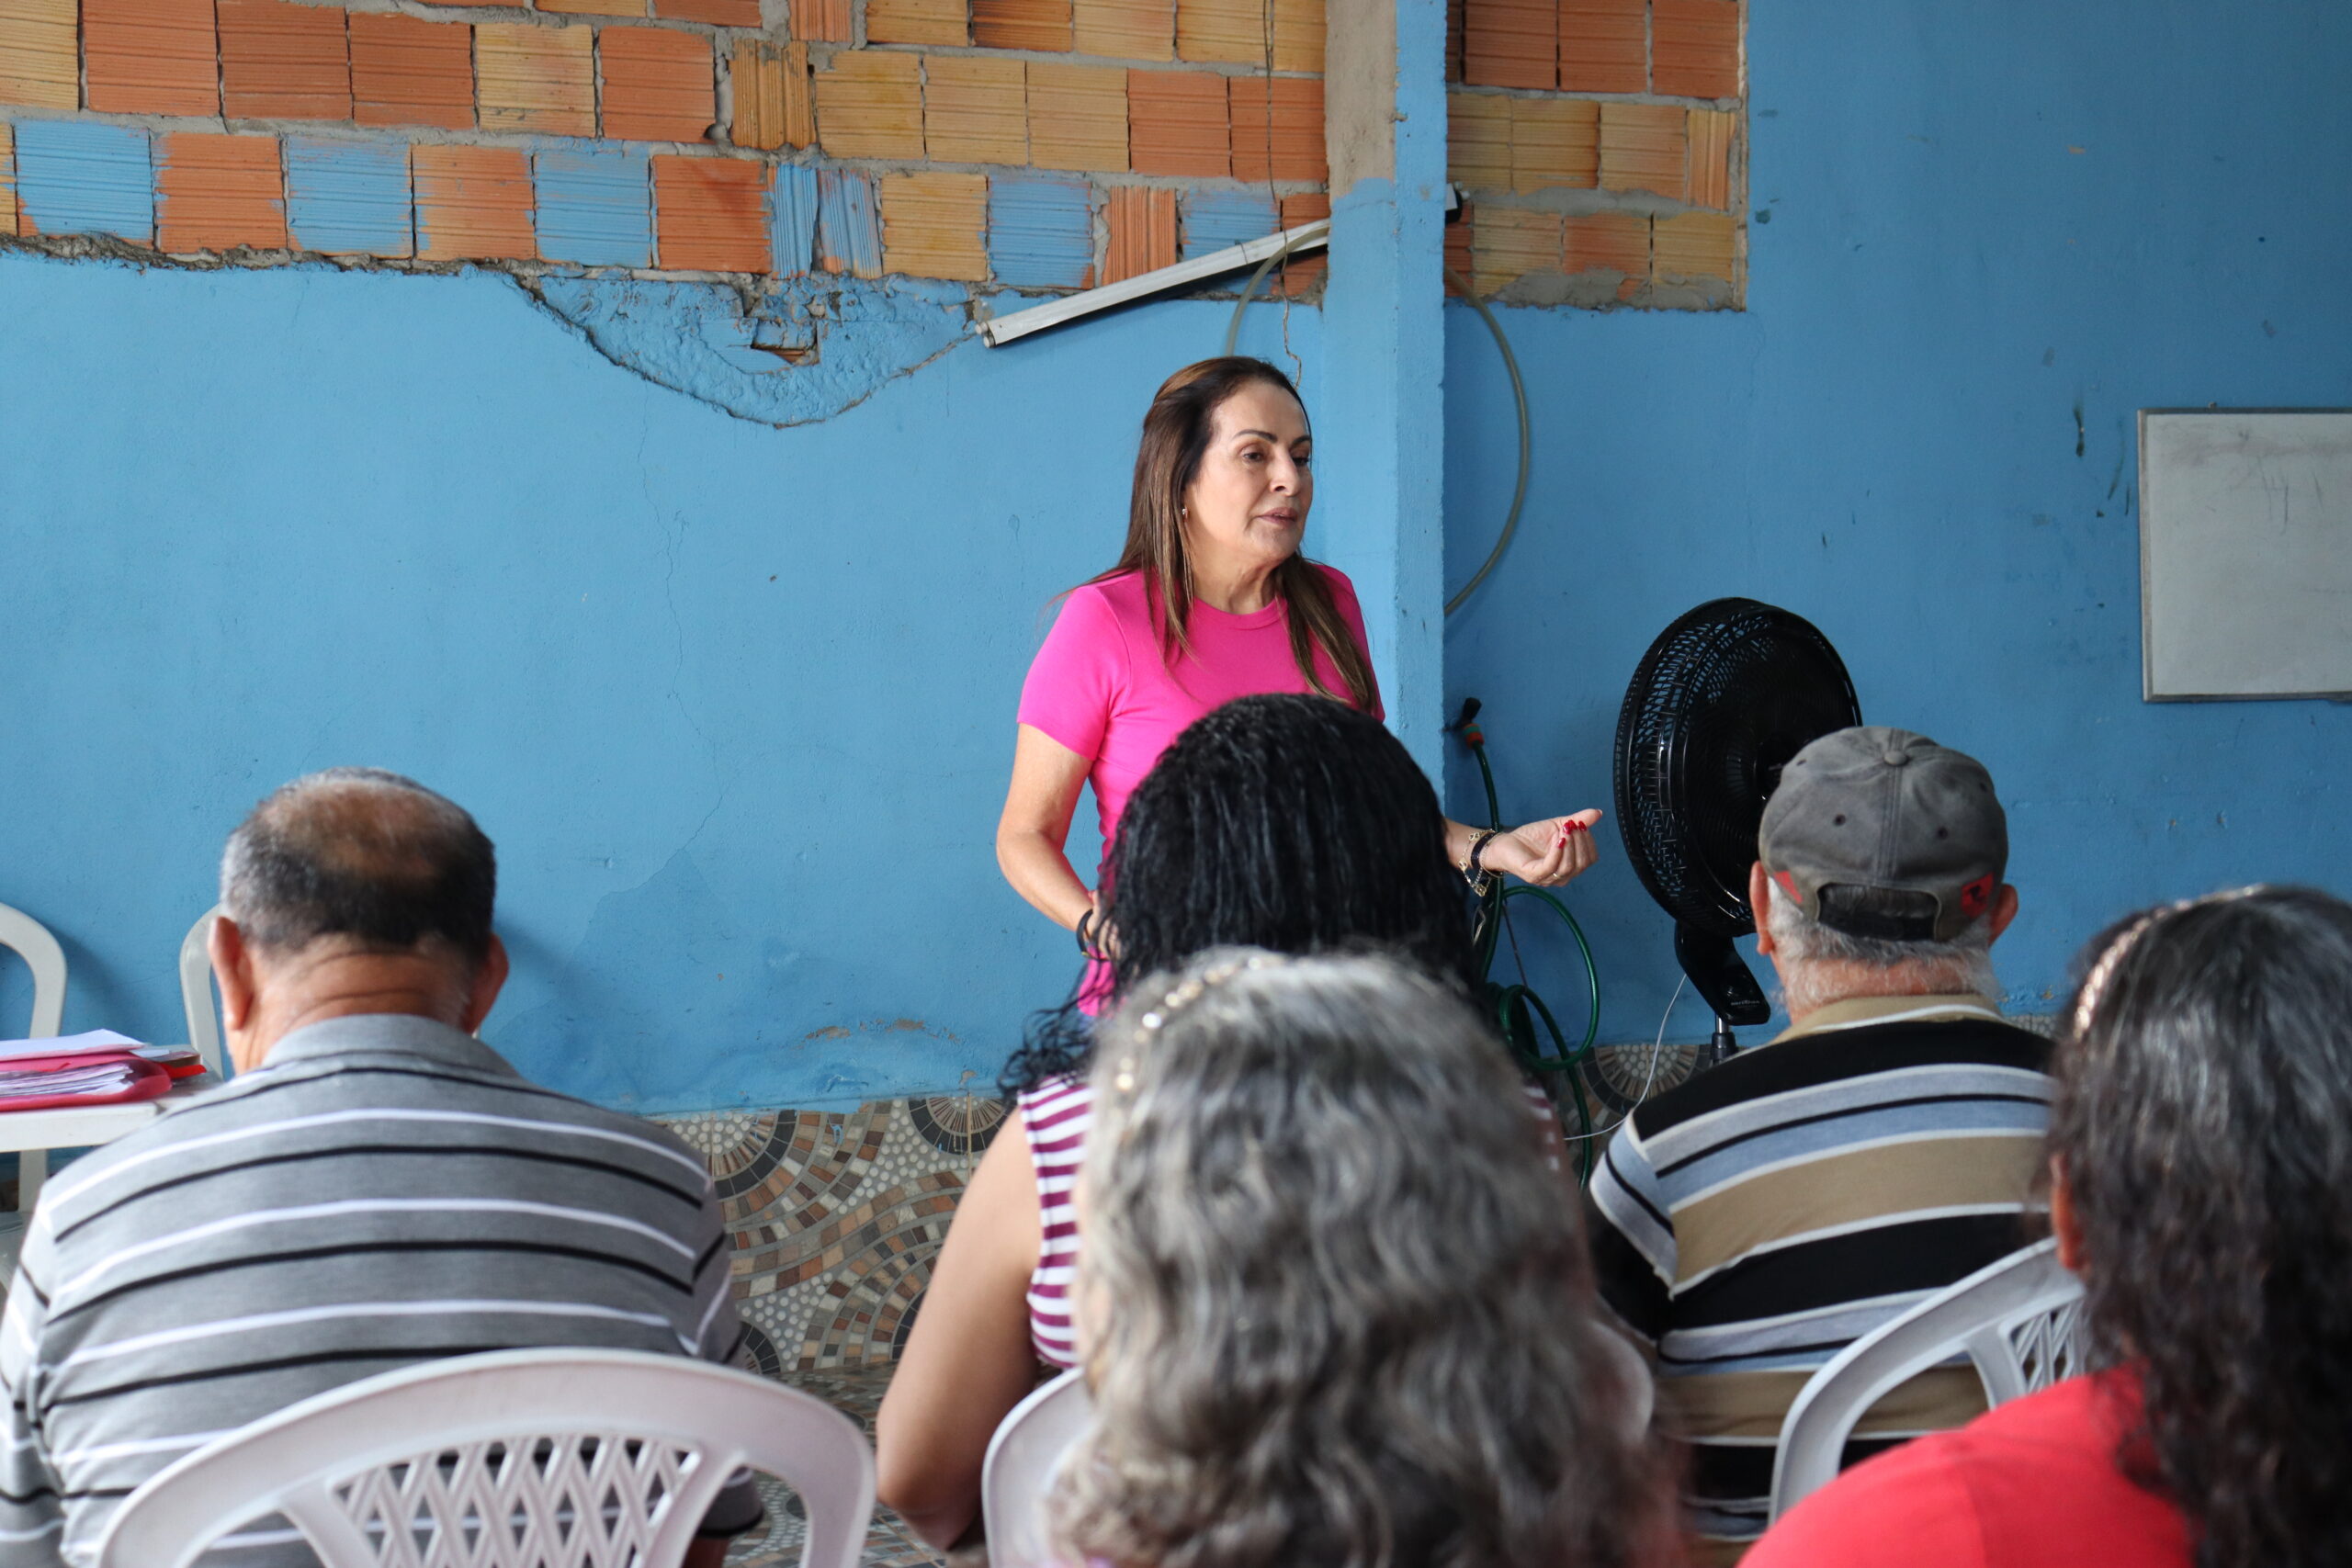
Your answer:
[1016,1070,1559,1369]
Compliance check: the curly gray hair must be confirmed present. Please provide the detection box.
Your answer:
[1050,949,1668,1568]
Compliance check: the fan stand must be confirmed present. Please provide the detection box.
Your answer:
[1675,925,1771,1069]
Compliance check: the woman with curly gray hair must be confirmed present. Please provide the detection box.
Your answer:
[1053,949,1669,1568]
[1747,884,2352,1568]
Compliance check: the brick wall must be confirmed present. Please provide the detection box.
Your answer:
[0,0,1740,308]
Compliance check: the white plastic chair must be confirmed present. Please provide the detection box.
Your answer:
[1770,1237,2086,1522]
[980,1369,1092,1568]
[95,1348,876,1568]
[0,904,67,1219]
[178,905,226,1078]
[0,904,66,1042]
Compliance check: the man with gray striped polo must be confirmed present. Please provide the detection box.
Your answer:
[0,769,760,1565]
[1587,728,2054,1564]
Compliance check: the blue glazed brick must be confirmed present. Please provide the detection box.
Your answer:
[771,163,818,276]
[284,138,412,258]
[15,121,153,244]
[1181,188,1275,261]
[987,174,1091,290]
[815,168,879,279]
[535,143,651,269]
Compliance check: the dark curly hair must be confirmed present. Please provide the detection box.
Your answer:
[2055,884,2352,1568]
[1002,694,1474,1095]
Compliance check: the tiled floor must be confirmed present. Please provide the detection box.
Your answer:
[725,1363,956,1568]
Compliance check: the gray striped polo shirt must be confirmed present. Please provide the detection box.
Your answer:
[0,1012,760,1566]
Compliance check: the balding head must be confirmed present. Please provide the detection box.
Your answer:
[221,769,497,967]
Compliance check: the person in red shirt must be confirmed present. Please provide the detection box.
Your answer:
[1746,885,2352,1568]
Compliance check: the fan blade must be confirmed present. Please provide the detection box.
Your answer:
[1673,925,1771,1026]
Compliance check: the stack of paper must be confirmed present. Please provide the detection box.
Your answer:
[0,1060,142,1100]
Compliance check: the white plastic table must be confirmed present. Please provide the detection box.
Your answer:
[0,1072,218,1213]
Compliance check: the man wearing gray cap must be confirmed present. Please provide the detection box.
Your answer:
[1585,728,2053,1565]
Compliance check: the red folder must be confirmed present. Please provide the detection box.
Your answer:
[0,1051,175,1111]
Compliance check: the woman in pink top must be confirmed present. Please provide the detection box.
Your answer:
[994,356,1603,1009]
[1747,885,2352,1568]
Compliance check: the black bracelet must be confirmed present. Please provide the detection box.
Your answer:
[1075,908,1095,953]
[1464,828,1504,893]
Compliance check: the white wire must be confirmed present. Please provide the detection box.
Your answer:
[1561,973,1688,1145]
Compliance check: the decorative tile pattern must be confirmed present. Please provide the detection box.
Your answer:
[663,1098,1007,1375]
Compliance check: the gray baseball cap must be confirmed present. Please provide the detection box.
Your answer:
[1758,727,2007,943]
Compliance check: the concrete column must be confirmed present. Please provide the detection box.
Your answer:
[1314,0,1451,778]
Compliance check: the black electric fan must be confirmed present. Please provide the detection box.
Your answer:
[1613,598,1862,1067]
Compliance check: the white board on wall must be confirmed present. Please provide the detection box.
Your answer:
[2140,410,2352,701]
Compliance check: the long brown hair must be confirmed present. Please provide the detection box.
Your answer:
[1095,357,1377,712]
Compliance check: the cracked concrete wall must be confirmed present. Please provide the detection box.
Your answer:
[0,248,1321,1112]
[1440,0,2352,1049]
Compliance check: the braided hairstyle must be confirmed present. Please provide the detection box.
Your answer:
[1003,693,1473,1095]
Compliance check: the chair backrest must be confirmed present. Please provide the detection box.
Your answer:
[980,1369,1093,1568]
[95,1348,876,1568]
[178,906,225,1077]
[0,904,66,1039]
[1770,1238,2086,1522]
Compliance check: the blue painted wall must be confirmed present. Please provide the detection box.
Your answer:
[0,256,1319,1111]
[6,0,2347,1101]
[1443,0,2352,1045]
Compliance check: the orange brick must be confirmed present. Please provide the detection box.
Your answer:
[85,0,220,117]
[1444,0,1463,81]
[1461,0,1550,90]
[1686,106,1733,209]
[351,13,474,130]
[599,27,713,141]
[973,0,1069,51]
[1599,100,1685,197]
[1027,61,1125,172]
[1652,209,1736,285]
[1652,0,1738,98]
[1271,188,1324,294]
[815,51,924,160]
[1271,0,1320,72]
[878,169,987,280]
[1126,70,1226,178]
[157,131,286,252]
[219,0,349,120]
[1558,0,1643,94]
[870,0,964,43]
[1174,0,1258,62]
[1102,185,1176,283]
[1074,0,1170,61]
[730,39,812,150]
[1446,90,1509,188]
[477,23,594,135]
[0,123,14,238]
[655,0,757,22]
[793,0,851,39]
[653,153,767,269]
[924,55,1025,164]
[541,0,643,17]
[1469,204,1556,295]
[0,0,82,108]
[413,143,534,261]
[1229,74,1322,184]
[1510,96,1596,191]
[1561,209,1645,299]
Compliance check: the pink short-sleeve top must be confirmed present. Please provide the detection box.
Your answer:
[1016,564,1383,1009]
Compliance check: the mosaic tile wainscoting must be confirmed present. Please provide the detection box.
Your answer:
[656,1096,1011,1566]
